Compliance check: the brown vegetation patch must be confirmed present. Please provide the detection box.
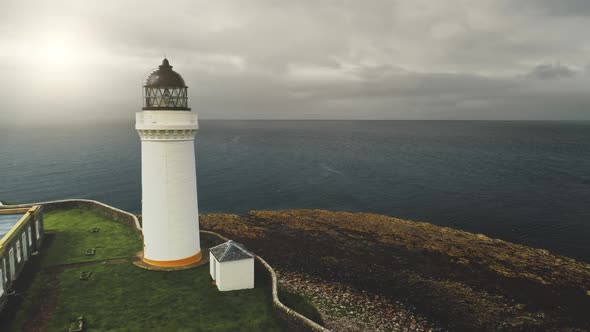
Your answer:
[201,209,590,331]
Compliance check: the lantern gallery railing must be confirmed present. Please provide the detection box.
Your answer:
[143,86,189,110]
[0,206,44,312]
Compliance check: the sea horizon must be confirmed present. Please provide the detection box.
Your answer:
[2,120,589,262]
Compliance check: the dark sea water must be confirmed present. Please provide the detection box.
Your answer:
[1,120,589,261]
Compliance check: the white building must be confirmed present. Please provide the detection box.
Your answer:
[136,59,201,268]
[210,241,255,291]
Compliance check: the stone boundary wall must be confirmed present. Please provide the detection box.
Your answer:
[201,230,330,332]
[0,200,143,239]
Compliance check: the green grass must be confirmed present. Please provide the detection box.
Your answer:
[49,264,282,332]
[7,208,286,331]
[43,209,142,266]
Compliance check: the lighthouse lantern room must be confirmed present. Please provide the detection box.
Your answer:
[135,59,202,268]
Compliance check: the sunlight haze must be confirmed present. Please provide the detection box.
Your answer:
[1,0,590,124]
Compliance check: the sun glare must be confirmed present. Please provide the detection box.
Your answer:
[30,35,92,86]
[43,43,70,65]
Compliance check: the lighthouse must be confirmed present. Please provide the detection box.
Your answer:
[136,59,201,268]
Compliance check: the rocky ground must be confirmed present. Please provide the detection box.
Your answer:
[277,269,438,332]
[201,210,590,332]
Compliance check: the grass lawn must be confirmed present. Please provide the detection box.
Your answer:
[43,209,142,266]
[7,208,285,331]
[49,264,281,331]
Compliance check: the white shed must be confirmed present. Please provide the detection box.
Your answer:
[209,240,255,292]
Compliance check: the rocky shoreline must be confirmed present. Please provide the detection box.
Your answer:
[201,210,590,332]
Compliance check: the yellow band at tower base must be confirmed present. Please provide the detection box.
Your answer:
[143,251,202,267]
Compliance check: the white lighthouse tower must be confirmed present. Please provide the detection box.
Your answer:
[135,59,201,268]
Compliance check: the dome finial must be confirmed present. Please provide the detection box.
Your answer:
[145,58,185,88]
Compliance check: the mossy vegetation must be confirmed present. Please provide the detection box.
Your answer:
[6,208,285,331]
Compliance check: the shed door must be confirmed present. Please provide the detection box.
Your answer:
[212,258,217,279]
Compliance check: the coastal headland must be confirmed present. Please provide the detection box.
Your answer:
[201,210,590,332]
[2,200,589,331]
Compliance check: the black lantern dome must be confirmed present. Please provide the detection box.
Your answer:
[143,59,190,110]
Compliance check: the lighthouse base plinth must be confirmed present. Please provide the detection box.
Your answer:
[133,250,208,271]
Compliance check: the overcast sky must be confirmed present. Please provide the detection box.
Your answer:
[1,0,590,124]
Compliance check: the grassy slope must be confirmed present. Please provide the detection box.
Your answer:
[10,209,284,332]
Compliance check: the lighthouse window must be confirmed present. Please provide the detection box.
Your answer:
[22,233,28,259]
[144,87,188,109]
[27,226,32,246]
[9,249,15,280]
[35,220,41,240]
[16,240,22,263]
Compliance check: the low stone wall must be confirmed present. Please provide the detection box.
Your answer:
[0,199,143,239]
[201,230,329,332]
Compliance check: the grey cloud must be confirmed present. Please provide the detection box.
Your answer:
[527,63,576,80]
[510,0,590,16]
[0,0,589,124]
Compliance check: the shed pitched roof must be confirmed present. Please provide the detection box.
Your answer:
[209,240,254,262]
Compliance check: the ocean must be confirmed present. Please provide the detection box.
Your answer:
[1,120,589,262]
